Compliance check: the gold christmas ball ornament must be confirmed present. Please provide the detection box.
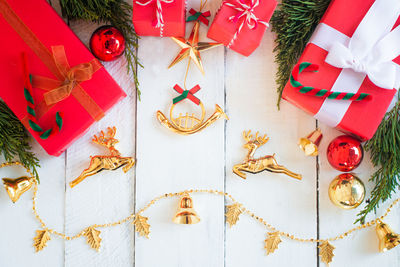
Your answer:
[328,173,365,209]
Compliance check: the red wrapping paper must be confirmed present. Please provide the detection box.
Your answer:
[132,0,186,37]
[207,0,276,56]
[0,0,126,156]
[282,0,400,141]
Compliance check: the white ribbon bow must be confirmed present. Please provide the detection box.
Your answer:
[324,0,400,90]
[136,0,174,29]
[224,0,269,47]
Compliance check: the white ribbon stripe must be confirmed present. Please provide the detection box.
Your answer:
[308,0,400,127]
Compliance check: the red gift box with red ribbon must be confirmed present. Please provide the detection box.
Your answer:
[282,0,400,141]
[0,0,126,156]
[132,0,185,37]
[207,0,277,56]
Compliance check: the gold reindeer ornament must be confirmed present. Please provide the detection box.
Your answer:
[70,127,135,188]
[233,130,302,180]
[157,84,228,135]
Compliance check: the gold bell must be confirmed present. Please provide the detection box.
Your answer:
[2,176,34,203]
[376,221,400,252]
[173,193,200,224]
[298,128,323,156]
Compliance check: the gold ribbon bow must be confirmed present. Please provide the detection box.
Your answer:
[30,46,103,120]
[42,62,94,105]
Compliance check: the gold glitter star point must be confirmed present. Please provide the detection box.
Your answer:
[168,21,222,74]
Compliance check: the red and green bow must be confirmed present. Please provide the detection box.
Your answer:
[172,84,201,105]
[186,8,211,26]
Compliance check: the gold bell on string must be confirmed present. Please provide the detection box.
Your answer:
[2,176,34,203]
[376,221,400,252]
[173,193,200,225]
[298,128,323,156]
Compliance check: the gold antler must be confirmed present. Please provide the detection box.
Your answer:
[91,127,120,156]
[92,130,106,146]
[106,126,117,139]
[256,132,269,145]
[243,130,253,142]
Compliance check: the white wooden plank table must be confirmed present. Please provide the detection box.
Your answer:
[0,1,399,266]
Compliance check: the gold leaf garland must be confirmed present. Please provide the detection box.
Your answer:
[83,227,102,251]
[33,229,51,252]
[1,162,400,266]
[264,232,282,255]
[319,241,335,266]
[225,203,243,227]
[133,215,151,238]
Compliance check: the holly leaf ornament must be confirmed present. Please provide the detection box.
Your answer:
[33,229,51,252]
[319,241,335,266]
[133,214,150,238]
[84,227,102,251]
[225,203,243,227]
[264,232,282,255]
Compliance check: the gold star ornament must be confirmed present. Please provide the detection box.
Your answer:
[168,21,222,74]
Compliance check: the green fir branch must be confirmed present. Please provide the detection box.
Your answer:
[0,101,40,180]
[59,0,142,99]
[356,100,400,224]
[270,0,331,108]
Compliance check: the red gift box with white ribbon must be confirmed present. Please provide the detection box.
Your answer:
[132,0,186,37]
[282,0,400,140]
[207,0,277,56]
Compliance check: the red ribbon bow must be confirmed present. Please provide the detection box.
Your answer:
[188,8,211,26]
[173,84,201,105]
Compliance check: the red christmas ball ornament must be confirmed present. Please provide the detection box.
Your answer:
[90,26,126,62]
[327,135,363,172]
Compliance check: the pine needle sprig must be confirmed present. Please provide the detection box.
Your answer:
[356,100,400,224]
[59,0,143,99]
[270,0,331,108]
[0,101,40,180]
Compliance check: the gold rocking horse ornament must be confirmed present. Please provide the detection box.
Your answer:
[233,130,302,180]
[69,127,135,188]
[157,84,228,135]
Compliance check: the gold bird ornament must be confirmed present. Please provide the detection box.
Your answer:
[3,176,35,203]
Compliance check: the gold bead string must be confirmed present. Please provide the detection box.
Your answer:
[1,162,400,245]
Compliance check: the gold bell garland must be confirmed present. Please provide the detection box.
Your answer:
[2,162,400,266]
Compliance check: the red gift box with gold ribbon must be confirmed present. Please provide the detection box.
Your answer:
[207,0,277,56]
[282,0,400,140]
[132,0,186,37]
[0,0,126,156]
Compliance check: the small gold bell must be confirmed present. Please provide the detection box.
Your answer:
[376,221,400,252]
[298,128,323,156]
[2,176,34,203]
[173,193,200,224]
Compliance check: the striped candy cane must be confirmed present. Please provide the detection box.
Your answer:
[224,0,269,48]
[22,53,63,139]
[290,62,372,101]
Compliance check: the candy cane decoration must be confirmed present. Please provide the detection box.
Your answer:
[224,0,269,48]
[290,62,372,101]
[22,53,63,139]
